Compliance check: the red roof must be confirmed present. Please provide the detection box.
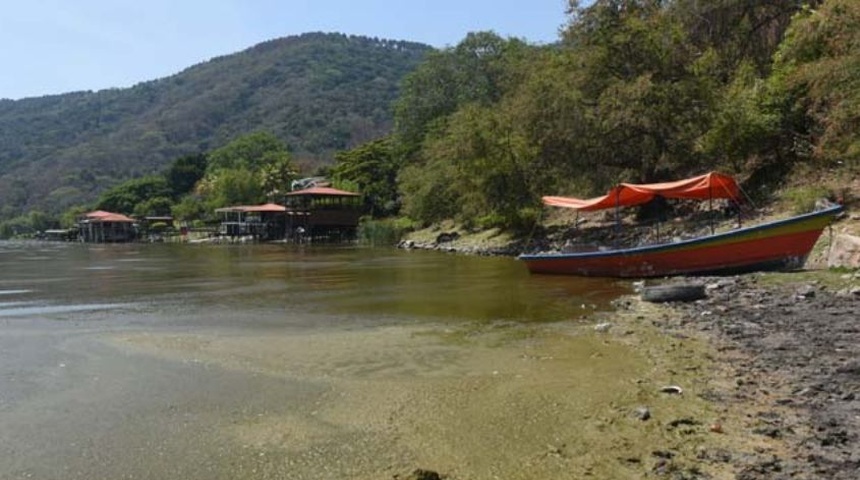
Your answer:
[85,210,114,218]
[215,203,287,213]
[285,186,360,197]
[542,172,740,212]
[83,210,135,222]
[237,203,286,213]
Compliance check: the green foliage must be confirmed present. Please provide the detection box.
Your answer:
[96,176,171,214]
[394,32,529,154]
[0,33,431,217]
[0,210,58,239]
[259,153,298,199]
[171,195,207,222]
[331,138,400,217]
[698,62,781,172]
[198,168,263,210]
[166,153,208,198]
[0,218,28,239]
[208,132,289,172]
[26,210,57,232]
[394,33,546,228]
[200,132,297,207]
[670,0,808,76]
[418,103,538,229]
[391,0,831,230]
[773,0,860,165]
[133,197,174,217]
[6,4,853,235]
[399,157,461,226]
[60,206,89,229]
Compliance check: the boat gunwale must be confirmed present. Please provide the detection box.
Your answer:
[519,204,843,261]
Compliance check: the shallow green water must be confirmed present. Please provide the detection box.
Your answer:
[0,241,632,480]
[0,241,626,325]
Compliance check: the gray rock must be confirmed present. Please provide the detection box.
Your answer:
[594,322,612,333]
[828,233,860,269]
[634,406,651,421]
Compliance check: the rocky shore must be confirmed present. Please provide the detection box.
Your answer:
[396,219,860,478]
[637,273,860,479]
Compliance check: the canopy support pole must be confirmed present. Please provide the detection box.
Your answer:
[614,189,621,248]
[708,184,714,235]
[737,200,742,228]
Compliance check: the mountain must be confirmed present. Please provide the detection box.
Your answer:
[0,32,432,217]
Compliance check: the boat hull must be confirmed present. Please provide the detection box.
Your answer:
[519,206,842,278]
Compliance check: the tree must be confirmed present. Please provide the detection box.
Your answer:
[166,153,208,199]
[197,168,264,209]
[393,32,531,155]
[410,104,538,229]
[697,61,781,172]
[171,195,207,222]
[331,138,400,217]
[560,0,715,182]
[671,0,812,77]
[96,176,171,214]
[259,153,297,200]
[133,197,174,217]
[199,131,297,209]
[207,132,290,172]
[772,0,860,165]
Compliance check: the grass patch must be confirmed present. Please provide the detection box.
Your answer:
[357,217,416,246]
[781,185,833,214]
[754,269,857,290]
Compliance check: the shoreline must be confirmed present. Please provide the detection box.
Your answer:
[634,272,860,479]
[400,226,860,478]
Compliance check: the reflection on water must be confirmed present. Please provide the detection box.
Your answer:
[0,303,136,317]
[0,240,628,325]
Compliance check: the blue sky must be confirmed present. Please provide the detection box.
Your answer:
[0,0,572,100]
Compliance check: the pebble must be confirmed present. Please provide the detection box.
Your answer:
[593,322,612,333]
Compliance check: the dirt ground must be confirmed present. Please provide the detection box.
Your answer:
[638,272,860,479]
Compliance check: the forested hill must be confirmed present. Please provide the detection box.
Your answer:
[0,32,432,216]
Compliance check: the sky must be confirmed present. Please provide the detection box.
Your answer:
[0,0,572,100]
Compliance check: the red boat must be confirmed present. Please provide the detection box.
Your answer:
[519,172,843,278]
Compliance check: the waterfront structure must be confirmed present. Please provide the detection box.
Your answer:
[78,210,137,243]
[284,186,362,242]
[214,203,286,241]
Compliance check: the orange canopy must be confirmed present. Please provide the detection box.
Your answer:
[542,172,740,212]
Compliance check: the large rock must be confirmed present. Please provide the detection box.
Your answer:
[827,234,860,269]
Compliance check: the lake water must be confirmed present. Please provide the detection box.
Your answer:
[0,241,633,479]
[0,242,624,324]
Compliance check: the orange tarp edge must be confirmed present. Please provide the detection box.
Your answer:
[542,172,740,212]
